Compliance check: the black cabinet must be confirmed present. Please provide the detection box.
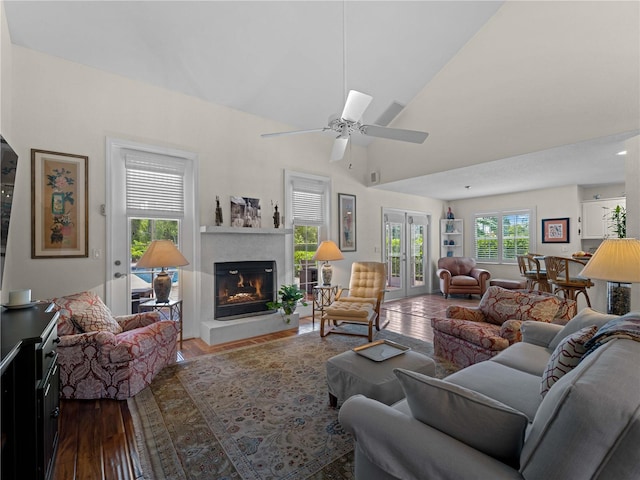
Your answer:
[1,303,59,480]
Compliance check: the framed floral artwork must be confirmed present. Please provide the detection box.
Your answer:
[338,193,356,251]
[31,149,88,258]
[542,217,570,243]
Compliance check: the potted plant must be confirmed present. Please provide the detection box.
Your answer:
[267,284,308,323]
[609,205,626,239]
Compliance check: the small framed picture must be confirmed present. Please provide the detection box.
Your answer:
[338,193,356,251]
[542,217,570,243]
[31,149,89,258]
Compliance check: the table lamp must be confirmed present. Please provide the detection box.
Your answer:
[312,240,344,286]
[136,240,189,303]
[579,238,640,315]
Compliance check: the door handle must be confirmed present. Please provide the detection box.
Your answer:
[114,272,127,278]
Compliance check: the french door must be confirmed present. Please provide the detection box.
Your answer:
[383,209,430,301]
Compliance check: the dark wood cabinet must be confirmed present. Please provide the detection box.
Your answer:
[1,303,60,480]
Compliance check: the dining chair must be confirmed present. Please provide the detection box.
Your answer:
[543,256,593,306]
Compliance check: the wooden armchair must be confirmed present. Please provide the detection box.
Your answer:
[321,262,387,342]
[543,256,594,307]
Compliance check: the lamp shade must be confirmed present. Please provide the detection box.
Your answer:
[312,240,344,262]
[579,238,640,283]
[136,240,189,268]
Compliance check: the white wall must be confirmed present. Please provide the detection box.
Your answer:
[3,45,444,339]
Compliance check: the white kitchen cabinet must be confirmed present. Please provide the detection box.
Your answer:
[581,197,626,239]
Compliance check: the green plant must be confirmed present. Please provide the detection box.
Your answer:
[609,205,626,238]
[267,284,308,323]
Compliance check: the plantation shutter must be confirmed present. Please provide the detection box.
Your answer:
[474,214,499,261]
[291,176,327,226]
[125,154,185,218]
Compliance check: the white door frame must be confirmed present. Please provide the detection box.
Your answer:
[105,137,199,340]
[382,208,431,301]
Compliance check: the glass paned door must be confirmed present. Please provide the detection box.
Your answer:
[383,209,430,300]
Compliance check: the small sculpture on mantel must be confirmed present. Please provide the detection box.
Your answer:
[272,201,281,229]
[215,196,224,226]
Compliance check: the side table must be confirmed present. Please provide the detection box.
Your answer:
[139,299,183,348]
[312,285,339,326]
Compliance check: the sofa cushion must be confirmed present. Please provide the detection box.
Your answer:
[548,307,617,351]
[395,368,528,466]
[491,341,553,377]
[540,325,598,397]
[51,290,122,336]
[478,286,561,326]
[431,317,508,351]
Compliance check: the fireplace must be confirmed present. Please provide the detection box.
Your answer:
[214,260,276,319]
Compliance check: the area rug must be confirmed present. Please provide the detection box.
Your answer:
[128,329,457,480]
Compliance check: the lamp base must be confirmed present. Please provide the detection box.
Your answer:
[153,271,172,303]
[321,263,333,286]
[607,281,631,315]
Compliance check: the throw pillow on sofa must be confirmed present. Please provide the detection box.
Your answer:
[540,325,598,397]
[394,368,528,466]
[548,307,618,351]
[52,291,123,335]
[478,286,561,326]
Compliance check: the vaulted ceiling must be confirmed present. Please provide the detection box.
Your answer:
[3,1,639,199]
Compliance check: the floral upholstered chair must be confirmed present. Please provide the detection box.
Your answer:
[52,291,178,400]
[431,286,577,369]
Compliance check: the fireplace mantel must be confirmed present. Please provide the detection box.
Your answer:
[200,226,293,235]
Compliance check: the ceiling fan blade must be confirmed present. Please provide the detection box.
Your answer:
[330,137,349,162]
[360,124,429,144]
[341,90,373,123]
[261,127,328,138]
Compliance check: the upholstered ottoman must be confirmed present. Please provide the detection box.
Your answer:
[490,278,527,290]
[326,349,435,407]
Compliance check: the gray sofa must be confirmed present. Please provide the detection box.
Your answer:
[339,308,640,480]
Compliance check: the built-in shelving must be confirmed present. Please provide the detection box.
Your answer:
[440,219,464,258]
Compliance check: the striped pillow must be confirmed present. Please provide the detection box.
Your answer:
[540,325,598,397]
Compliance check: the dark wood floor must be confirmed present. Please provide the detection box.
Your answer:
[52,293,478,480]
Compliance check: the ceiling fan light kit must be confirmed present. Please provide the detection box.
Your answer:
[261,90,429,161]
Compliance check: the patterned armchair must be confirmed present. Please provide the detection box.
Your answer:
[51,291,178,400]
[431,286,577,369]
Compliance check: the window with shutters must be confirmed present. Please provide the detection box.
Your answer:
[126,154,187,302]
[285,171,331,293]
[474,210,532,264]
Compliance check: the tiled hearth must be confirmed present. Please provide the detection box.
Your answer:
[199,226,295,345]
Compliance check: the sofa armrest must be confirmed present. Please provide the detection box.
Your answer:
[446,305,486,322]
[470,268,491,291]
[110,320,178,364]
[116,311,161,331]
[500,320,523,344]
[520,321,563,347]
[436,268,452,282]
[339,395,523,480]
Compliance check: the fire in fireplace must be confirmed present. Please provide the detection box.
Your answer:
[214,260,276,319]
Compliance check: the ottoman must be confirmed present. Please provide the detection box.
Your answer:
[326,349,436,407]
[490,278,527,290]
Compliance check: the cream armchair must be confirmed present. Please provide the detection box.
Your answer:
[321,262,387,342]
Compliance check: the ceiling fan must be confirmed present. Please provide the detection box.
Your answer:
[261,90,429,161]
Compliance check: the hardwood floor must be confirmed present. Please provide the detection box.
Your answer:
[52,293,479,480]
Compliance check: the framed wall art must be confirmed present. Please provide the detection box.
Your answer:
[542,217,570,243]
[338,193,356,251]
[31,149,88,258]
[230,196,261,228]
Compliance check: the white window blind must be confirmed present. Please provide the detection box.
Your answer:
[125,155,185,217]
[291,176,328,226]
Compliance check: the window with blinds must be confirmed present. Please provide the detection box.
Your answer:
[474,210,532,263]
[290,176,328,226]
[125,155,185,218]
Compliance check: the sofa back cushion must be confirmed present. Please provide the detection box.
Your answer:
[478,286,561,326]
[548,307,618,351]
[437,256,476,276]
[520,338,640,479]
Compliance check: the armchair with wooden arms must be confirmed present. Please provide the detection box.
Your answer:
[320,262,387,342]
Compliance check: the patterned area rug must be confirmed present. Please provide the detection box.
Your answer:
[128,329,457,479]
